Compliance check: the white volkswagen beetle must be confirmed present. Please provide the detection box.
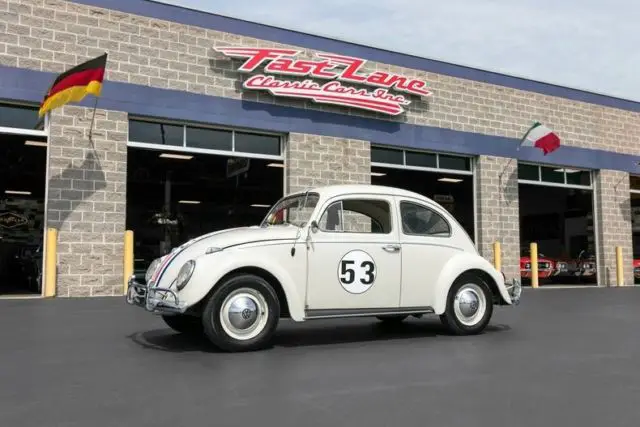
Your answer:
[126,184,521,351]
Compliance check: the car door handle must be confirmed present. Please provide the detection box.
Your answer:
[382,244,401,252]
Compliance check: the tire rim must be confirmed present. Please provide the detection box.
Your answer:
[219,287,269,341]
[453,283,486,326]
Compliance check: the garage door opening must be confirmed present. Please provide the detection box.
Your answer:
[125,119,285,274]
[369,146,475,241]
[517,163,596,286]
[0,103,48,296]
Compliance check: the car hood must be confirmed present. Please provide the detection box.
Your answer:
[172,225,302,254]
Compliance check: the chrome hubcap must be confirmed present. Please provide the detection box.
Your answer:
[219,288,269,340]
[453,283,486,326]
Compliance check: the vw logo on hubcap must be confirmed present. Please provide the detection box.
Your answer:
[241,308,252,320]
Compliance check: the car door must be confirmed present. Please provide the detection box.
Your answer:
[304,194,402,312]
[395,197,461,308]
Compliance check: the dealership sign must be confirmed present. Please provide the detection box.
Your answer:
[214,47,432,116]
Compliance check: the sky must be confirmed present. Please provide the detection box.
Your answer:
[160,0,639,103]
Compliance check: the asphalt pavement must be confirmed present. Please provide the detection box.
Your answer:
[1,287,639,427]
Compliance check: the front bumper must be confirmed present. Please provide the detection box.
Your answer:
[505,278,522,305]
[125,275,188,314]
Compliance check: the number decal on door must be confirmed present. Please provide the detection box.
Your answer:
[338,250,377,294]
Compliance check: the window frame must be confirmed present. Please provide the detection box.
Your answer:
[316,197,394,235]
[398,200,452,238]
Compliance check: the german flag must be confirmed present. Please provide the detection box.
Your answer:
[38,53,107,118]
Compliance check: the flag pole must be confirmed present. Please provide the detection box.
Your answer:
[88,95,99,142]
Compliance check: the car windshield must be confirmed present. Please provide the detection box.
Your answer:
[260,192,320,228]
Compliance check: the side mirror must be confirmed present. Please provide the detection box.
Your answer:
[309,220,319,233]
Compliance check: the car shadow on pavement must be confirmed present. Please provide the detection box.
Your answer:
[126,319,511,353]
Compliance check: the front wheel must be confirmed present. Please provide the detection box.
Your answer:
[201,274,280,352]
[439,275,493,335]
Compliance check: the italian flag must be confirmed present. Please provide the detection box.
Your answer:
[520,122,561,155]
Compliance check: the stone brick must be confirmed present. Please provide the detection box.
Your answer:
[594,170,634,286]
[475,156,520,281]
[48,105,128,297]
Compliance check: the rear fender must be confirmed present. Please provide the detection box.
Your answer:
[431,253,511,314]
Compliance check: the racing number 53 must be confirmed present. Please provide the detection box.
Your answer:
[340,259,375,285]
[337,250,377,294]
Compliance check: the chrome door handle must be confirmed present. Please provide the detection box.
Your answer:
[382,244,401,252]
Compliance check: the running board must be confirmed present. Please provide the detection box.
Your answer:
[304,306,435,320]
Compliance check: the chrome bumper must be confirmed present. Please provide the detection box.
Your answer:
[125,275,187,314]
[505,278,522,305]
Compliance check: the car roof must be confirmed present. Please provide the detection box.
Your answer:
[293,184,433,201]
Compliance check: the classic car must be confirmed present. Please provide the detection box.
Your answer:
[633,259,640,281]
[520,250,556,282]
[126,184,521,352]
[576,250,597,281]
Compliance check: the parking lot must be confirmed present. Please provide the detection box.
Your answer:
[1,287,639,427]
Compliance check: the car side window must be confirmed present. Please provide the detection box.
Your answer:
[399,201,451,237]
[318,198,392,234]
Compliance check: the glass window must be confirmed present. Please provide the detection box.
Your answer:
[439,154,470,171]
[0,103,40,129]
[129,120,183,146]
[405,150,437,168]
[371,146,403,165]
[261,193,319,227]
[540,166,565,184]
[234,132,280,156]
[319,199,392,234]
[565,169,591,186]
[186,126,232,151]
[518,163,539,181]
[630,175,640,191]
[400,201,451,237]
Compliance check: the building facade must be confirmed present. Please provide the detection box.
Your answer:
[1,0,639,297]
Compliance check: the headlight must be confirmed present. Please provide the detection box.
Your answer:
[145,258,162,283]
[175,260,195,291]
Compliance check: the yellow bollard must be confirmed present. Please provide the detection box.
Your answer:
[493,241,502,271]
[615,246,623,287]
[43,228,58,297]
[530,242,539,289]
[123,230,134,293]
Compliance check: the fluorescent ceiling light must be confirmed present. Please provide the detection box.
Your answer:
[438,178,463,183]
[267,163,284,168]
[178,200,200,204]
[250,204,271,208]
[371,172,386,176]
[24,140,48,147]
[554,168,580,173]
[5,190,31,195]
[159,153,193,160]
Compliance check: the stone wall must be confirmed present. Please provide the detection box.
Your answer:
[47,105,127,296]
[285,133,370,195]
[594,170,634,286]
[1,0,639,155]
[475,155,520,280]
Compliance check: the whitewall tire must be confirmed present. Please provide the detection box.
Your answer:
[201,273,280,352]
[440,274,493,335]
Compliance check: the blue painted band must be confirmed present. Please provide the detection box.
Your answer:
[67,0,640,113]
[2,64,639,174]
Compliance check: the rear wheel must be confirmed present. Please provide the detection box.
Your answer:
[161,314,203,336]
[440,274,493,335]
[201,274,280,352]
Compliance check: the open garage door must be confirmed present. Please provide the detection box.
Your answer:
[126,118,285,275]
[517,163,596,286]
[369,146,475,242]
[0,102,48,296]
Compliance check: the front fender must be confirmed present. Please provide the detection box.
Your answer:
[176,247,306,321]
[431,252,512,314]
